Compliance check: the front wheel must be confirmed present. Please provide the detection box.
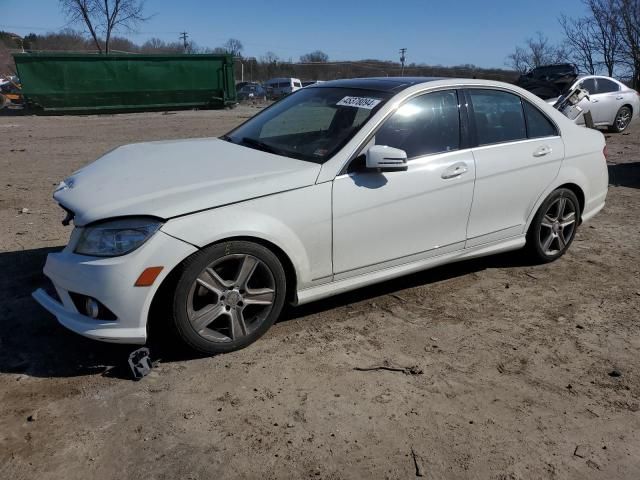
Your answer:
[171,241,287,354]
[526,189,580,263]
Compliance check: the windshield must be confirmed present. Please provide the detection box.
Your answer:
[223,87,390,163]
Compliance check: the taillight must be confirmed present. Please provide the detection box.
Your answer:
[603,145,608,160]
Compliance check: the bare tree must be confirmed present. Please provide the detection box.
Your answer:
[59,0,148,53]
[299,50,329,63]
[222,38,243,57]
[586,0,621,76]
[506,32,568,73]
[616,0,640,88]
[260,51,279,64]
[559,15,598,74]
[59,0,103,52]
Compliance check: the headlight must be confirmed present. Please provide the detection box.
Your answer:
[75,217,163,257]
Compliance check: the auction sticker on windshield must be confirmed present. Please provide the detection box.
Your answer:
[336,96,382,109]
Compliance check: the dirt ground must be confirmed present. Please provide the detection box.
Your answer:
[1,106,639,480]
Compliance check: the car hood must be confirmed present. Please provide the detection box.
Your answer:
[54,138,321,226]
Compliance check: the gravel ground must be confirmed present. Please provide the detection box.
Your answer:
[1,107,639,480]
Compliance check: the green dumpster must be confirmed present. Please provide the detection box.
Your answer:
[12,52,237,113]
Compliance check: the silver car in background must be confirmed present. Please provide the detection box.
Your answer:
[550,75,640,133]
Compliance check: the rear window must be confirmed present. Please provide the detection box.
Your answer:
[468,89,527,145]
[595,78,619,94]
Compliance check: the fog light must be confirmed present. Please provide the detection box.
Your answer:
[69,293,118,320]
[85,297,100,319]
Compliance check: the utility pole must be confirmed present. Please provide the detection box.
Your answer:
[180,32,189,53]
[399,48,407,76]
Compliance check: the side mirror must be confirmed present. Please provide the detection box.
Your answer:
[365,145,408,171]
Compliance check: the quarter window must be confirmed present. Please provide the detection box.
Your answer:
[595,78,619,94]
[374,90,460,158]
[523,100,558,138]
[468,89,526,145]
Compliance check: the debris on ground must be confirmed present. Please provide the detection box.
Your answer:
[411,447,424,477]
[608,369,622,378]
[128,347,153,380]
[574,445,588,458]
[354,360,423,375]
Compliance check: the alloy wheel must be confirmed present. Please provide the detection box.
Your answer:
[186,254,276,343]
[538,196,577,256]
[615,109,631,131]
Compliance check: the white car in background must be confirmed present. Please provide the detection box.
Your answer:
[33,77,608,355]
[264,77,302,98]
[550,75,640,132]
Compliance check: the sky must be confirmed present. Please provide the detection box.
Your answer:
[1,0,587,68]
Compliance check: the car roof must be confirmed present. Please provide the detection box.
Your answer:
[312,77,444,93]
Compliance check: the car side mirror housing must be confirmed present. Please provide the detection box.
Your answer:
[365,145,408,171]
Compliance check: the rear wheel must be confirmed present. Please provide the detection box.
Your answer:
[526,188,580,263]
[171,241,287,354]
[610,106,632,133]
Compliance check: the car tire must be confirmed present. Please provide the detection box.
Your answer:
[609,106,632,133]
[171,241,287,355]
[526,188,580,263]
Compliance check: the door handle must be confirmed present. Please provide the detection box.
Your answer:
[441,162,468,179]
[616,95,624,100]
[533,146,552,157]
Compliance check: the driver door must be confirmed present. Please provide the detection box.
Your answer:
[332,90,475,276]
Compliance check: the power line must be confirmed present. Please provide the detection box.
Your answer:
[399,48,407,75]
[179,31,189,52]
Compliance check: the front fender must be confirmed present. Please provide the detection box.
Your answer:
[160,183,333,290]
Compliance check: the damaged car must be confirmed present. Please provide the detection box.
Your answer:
[33,77,609,355]
[517,64,639,132]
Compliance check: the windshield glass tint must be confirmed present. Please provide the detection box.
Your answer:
[225,87,389,163]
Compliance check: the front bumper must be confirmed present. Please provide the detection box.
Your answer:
[32,230,197,344]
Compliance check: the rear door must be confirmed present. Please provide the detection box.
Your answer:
[465,88,564,247]
[591,77,623,124]
[578,77,614,124]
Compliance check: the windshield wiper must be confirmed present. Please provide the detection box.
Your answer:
[240,137,282,155]
[220,134,233,143]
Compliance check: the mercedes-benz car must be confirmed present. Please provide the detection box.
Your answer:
[33,77,609,354]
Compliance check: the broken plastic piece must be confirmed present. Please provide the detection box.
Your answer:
[128,347,152,380]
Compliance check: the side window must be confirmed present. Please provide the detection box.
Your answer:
[373,90,460,158]
[595,78,619,94]
[523,100,558,138]
[468,89,526,145]
[579,78,597,94]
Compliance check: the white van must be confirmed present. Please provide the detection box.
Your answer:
[264,77,302,98]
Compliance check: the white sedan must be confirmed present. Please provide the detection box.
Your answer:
[33,77,609,354]
[550,75,640,132]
